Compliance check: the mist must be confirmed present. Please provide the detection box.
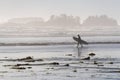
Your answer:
[0,14,119,37]
[0,0,119,36]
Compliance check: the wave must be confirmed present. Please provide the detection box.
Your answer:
[0,36,119,46]
[0,41,120,46]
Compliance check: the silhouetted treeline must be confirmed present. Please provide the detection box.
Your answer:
[46,14,118,26]
[82,15,118,26]
[46,14,81,27]
[7,14,118,27]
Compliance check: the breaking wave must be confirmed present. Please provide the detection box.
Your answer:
[0,36,120,46]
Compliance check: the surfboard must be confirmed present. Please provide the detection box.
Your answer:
[73,36,88,45]
[73,36,79,42]
[81,40,88,44]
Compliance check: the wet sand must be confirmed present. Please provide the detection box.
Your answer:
[0,44,120,80]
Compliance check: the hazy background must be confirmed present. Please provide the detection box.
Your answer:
[0,0,119,36]
[0,0,119,23]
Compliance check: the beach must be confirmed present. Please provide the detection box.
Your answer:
[0,36,119,80]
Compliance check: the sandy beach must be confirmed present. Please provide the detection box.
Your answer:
[0,37,120,80]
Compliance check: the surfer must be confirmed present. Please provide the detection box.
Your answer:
[73,34,88,47]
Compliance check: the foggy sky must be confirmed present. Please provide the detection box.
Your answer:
[0,0,119,23]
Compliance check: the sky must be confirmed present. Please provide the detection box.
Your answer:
[0,0,119,23]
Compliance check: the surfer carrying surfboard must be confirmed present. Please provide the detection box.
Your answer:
[73,34,88,47]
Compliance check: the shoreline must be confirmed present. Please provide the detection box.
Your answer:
[0,42,119,46]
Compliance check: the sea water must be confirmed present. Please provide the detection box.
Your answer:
[0,36,119,58]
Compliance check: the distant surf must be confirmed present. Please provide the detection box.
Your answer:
[0,36,120,46]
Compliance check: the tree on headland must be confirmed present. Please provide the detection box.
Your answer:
[82,15,118,26]
[46,14,81,27]
[3,14,119,27]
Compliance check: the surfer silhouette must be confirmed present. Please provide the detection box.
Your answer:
[73,34,88,47]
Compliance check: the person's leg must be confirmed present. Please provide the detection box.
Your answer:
[77,42,79,47]
[80,43,83,47]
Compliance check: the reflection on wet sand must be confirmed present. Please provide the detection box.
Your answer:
[76,46,88,58]
[77,47,82,58]
[0,44,120,80]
